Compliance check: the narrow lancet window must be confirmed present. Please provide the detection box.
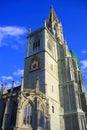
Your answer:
[23,103,32,126]
[33,40,40,50]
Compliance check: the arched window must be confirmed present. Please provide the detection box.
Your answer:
[23,103,32,126]
[33,40,40,50]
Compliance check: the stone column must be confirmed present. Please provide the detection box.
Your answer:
[2,98,10,129]
[14,95,23,130]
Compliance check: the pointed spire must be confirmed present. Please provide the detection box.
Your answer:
[44,20,46,27]
[49,6,53,22]
[28,28,32,34]
[45,6,60,37]
[48,6,58,23]
[11,80,14,93]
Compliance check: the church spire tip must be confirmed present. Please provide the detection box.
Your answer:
[50,5,54,14]
[48,6,58,23]
[50,5,53,9]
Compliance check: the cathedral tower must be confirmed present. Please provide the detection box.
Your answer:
[0,6,86,130]
[21,6,86,130]
[23,6,60,130]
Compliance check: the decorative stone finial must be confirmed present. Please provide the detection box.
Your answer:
[21,76,24,91]
[44,20,46,27]
[28,28,32,34]
[36,77,39,93]
[0,84,4,96]
[0,84,3,94]
[11,80,14,93]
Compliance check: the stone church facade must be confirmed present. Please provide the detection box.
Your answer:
[0,7,87,130]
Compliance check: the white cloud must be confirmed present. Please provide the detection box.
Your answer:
[82,50,87,54]
[5,80,21,89]
[0,77,13,90]
[0,69,23,89]
[0,26,27,36]
[1,76,13,81]
[13,69,24,77]
[11,45,19,50]
[14,80,21,87]
[0,38,8,47]
[80,60,87,70]
[0,69,23,90]
[80,60,87,92]
[0,26,27,48]
[0,80,21,90]
[5,83,12,89]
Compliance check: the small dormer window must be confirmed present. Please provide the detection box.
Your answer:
[33,40,40,50]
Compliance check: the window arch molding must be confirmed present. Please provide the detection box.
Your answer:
[34,96,46,113]
[23,101,33,127]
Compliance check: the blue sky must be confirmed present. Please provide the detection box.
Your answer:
[0,0,87,91]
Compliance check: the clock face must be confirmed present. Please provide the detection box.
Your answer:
[31,60,39,71]
[30,55,40,72]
